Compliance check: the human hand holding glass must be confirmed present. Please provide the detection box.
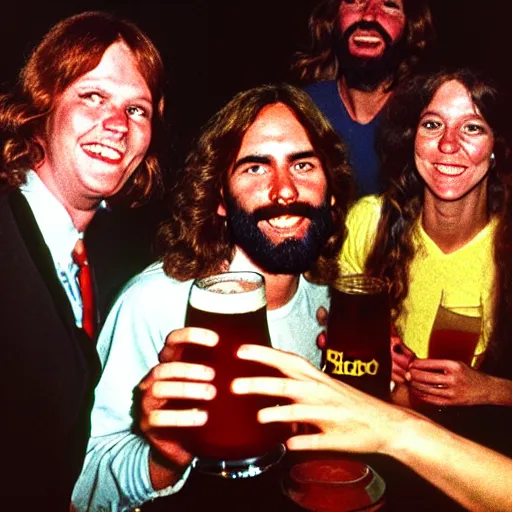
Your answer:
[137,327,218,486]
[409,292,482,408]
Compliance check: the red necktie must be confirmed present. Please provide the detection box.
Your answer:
[72,239,96,338]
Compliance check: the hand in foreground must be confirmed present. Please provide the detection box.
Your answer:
[231,344,412,455]
[138,328,217,486]
[408,358,491,406]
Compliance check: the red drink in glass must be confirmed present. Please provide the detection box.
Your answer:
[427,302,481,364]
[412,300,481,412]
[283,458,386,512]
[428,328,479,364]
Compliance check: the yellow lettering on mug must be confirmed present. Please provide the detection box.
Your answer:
[326,350,380,377]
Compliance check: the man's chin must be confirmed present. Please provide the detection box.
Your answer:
[343,58,394,91]
[337,37,399,91]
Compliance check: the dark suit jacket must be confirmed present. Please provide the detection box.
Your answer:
[85,203,164,324]
[0,191,101,509]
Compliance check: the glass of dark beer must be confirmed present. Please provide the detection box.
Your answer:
[324,274,392,401]
[182,271,285,479]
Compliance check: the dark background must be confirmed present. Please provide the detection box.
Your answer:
[2,0,507,313]
[2,0,508,167]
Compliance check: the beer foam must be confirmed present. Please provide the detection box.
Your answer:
[209,279,260,294]
[189,275,267,314]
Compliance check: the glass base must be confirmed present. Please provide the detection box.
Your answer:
[193,443,286,479]
[282,458,386,512]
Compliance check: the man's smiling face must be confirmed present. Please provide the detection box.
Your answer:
[218,102,333,275]
[336,0,407,90]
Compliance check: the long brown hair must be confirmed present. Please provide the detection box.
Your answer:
[156,83,354,282]
[291,0,435,87]
[0,11,166,205]
[365,68,512,377]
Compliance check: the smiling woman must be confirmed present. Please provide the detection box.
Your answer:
[338,68,512,454]
[415,80,494,207]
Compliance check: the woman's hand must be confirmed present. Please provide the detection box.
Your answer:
[390,329,416,385]
[407,358,491,406]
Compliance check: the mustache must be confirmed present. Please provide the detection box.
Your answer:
[253,202,319,222]
[343,20,392,47]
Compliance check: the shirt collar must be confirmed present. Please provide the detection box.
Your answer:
[20,170,81,268]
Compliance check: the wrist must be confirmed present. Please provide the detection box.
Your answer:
[149,447,188,490]
[483,374,512,406]
[382,407,432,463]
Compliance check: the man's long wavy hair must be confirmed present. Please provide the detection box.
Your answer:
[0,11,166,206]
[292,0,435,88]
[365,68,512,378]
[157,84,354,282]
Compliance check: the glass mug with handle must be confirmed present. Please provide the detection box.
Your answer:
[179,271,286,479]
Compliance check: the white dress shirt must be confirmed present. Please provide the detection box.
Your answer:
[20,170,84,327]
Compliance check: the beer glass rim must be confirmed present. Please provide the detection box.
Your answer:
[189,271,267,314]
[290,459,371,485]
[333,274,389,295]
[193,271,265,289]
